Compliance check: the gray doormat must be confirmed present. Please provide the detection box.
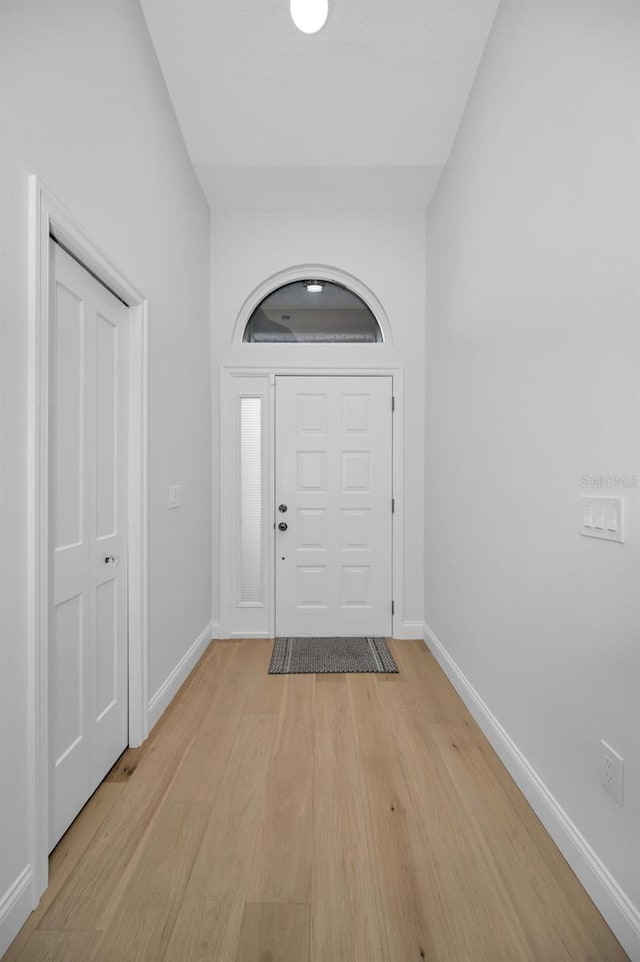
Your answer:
[269,636,398,674]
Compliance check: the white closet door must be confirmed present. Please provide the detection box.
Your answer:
[49,241,128,850]
[275,375,392,637]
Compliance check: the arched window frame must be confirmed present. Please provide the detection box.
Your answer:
[232,264,393,346]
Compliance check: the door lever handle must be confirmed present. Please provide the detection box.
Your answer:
[278,522,288,532]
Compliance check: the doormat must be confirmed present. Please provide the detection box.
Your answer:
[268,636,398,674]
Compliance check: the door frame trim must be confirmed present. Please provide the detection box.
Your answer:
[219,366,403,639]
[27,177,150,903]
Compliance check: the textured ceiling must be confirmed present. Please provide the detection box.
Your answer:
[140,0,499,210]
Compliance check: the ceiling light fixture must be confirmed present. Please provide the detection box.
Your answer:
[290,0,328,35]
[305,280,324,293]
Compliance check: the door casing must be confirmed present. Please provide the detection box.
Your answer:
[27,177,149,904]
[219,366,404,640]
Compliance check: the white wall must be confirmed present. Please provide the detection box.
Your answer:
[210,212,426,635]
[424,0,640,955]
[0,1,211,949]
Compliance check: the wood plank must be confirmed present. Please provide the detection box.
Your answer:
[356,751,441,962]
[87,802,209,962]
[311,750,382,962]
[313,676,356,757]
[13,930,100,962]
[347,674,398,754]
[165,640,265,806]
[390,637,428,664]
[161,712,277,962]
[246,753,313,903]
[240,639,286,715]
[391,640,463,722]
[235,903,310,962]
[273,675,315,755]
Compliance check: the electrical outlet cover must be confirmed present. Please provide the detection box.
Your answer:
[599,740,624,805]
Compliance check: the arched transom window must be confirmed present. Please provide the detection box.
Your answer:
[242,280,383,343]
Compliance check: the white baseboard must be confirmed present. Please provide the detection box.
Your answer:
[148,621,214,730]
[394,620,425,640]
[423,621,640,962]
[0,865,33,957]
[229,631,271,639]
[209,621,221,639]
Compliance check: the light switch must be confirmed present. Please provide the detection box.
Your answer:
[580,496,623,543]
[583,501,594,527]
[594,502,605,529]
[168,484,182,509]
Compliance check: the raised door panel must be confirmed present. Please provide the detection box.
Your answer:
[297,566,327,608]
[340,566,369,607]
[341,509,370,549]
[341,452,371,493]
[54,284,84,551]
[341,393,369,433]
[95,313,118,540]
[298,393,326,434]
[297,509,327,549]
[52,594,84,764]
[95,579,117,720]
[297,451,327,492]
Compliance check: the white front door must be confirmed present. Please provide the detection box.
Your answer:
[275,375,393,637]
[49,241,129,850]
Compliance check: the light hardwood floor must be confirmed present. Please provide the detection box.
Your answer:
[4,639,629,962]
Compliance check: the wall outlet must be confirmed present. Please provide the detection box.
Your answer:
[599,740,624,805]
[168,484,182,509]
